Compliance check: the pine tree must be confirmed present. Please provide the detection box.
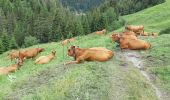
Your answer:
[0,39,4,54]
[82,16,91,35]
[1,29,10,51]
[9,35,18,49]
[74,20,84,36]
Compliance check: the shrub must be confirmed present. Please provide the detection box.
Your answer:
[24,36,39,47]
[159,27,170,35]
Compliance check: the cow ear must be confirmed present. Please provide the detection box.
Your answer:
[72,45,75,48]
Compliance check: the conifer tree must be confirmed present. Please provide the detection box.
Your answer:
[1,29,9,51]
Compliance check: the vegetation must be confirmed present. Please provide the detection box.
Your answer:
[60,0,104,12]
[0,34,156,99]
[23,36,39,48]
[159,27,170,35]
[0,0,169,99]
[123,0,170,93]
[0,0,123,54]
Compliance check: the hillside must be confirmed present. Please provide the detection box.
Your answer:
[0,0,170,100]
[122,0,170,32]
[60,0,104,11]
[122,0,170,98]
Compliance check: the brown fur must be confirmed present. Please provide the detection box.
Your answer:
[19,48,44,61]
[150,32,158,37]
[0,58,23,75]
[35,50,56,64]
[120,38,151,50]
[8,50,20,61]
[65,46,113,65]
[125,25,144,36]
[95,29,106,35]
[111,34,151,50]
[61,38,76,45]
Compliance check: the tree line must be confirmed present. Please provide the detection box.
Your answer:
[0,0,165,54]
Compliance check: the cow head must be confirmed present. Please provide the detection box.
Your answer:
[16,57,23,67]
[67,46,76,57]
[111,34,120,43]
[37,48,44,53]
[52,50,56,56]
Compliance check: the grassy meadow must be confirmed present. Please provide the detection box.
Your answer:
[0,0,170,99]
[123,0,170,94]
[0,33,157,100]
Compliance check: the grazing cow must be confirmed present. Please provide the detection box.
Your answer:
[0,58,23,75]
[95,29,107,35]
[64,46,113,65]
[125,25,144,36]
[19,48,44,61]
[35,50,56,64]
[61,38,76,46]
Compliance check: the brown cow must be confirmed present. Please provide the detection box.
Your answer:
[141,32,149,36]
[122,31,137,39]
[111,33,137,43]
[95,29,107,35]
[64,46,113,65]
[61,38,76,46]
[0,58,23,75]
[19,48,44,61]
[8,50,20,61]
[35,50,56,64]
[150,32,158,37]
[111,34,151,50]
[119,38,151,50]
[125,25,144,36]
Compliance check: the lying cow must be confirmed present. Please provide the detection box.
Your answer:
[120,38,151,50]
[19,48,44,61]
[8,50,20,61]
[61,38,76,46]
[150,32,158,37]
[125,25,144,36]
[95,29,107,35]
[111,34,151,50]
[64,46,113,65]
[35,50,56,64]
[0,58,23,75]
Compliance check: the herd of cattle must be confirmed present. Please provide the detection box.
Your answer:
[0,25,157,75]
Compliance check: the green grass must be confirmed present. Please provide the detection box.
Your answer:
[0,33,157,99]
[122,0,170,93]
[122,0,170,33]
[1,0,170,99]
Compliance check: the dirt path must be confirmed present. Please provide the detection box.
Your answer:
[123,50,165,100]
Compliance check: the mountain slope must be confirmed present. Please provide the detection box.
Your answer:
[123,0,170,32]
[0,0,170,99]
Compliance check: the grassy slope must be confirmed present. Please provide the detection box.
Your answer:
[1,0,170,99]
[0,33,156,100]
[123,0,170,92]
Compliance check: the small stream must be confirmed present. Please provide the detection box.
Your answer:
[123,50,162,100]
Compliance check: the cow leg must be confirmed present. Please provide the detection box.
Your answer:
[64,61,78,65]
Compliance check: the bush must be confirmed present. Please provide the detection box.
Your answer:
[159,27,170,35]
[24,36,39,47]
[9,35,18,49]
